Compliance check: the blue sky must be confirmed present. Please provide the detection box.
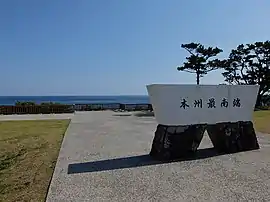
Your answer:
[1,0,270,96]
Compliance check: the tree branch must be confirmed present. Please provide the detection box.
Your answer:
[182,47,195,56]
[240,60,248,84]
[182,69,196,73]
[205,66,219,72]
[254,52,263,84]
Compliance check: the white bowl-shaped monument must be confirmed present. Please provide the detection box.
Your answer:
[146,84,259,126]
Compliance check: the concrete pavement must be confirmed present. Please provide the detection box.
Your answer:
[46,111,270,201]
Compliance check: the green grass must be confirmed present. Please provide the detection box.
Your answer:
[0,119,70,202]
[254,110,270,134]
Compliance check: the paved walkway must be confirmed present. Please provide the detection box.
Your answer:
[46,111,270,201]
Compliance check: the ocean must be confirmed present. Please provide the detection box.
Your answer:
[0,96,150,106]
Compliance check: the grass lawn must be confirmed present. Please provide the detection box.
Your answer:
[0,119,70,202]
[254,110,270,134]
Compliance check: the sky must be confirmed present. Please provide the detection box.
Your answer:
[1,0,270,96]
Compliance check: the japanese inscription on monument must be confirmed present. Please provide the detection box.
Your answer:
[180,97,241,109]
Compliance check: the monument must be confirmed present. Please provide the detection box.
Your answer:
[146,84,260,160]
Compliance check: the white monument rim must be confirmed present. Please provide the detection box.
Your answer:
[147,84,260,87]
[147,84,259,125]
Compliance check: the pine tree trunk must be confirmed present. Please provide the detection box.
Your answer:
[196,73,200,85]
[256,94,262,108]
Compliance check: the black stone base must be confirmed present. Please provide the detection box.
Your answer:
[207,121,259,153]
[150,124,206,160]
[150,121,259,161]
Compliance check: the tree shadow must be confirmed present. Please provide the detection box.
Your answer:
[67,147,224,174]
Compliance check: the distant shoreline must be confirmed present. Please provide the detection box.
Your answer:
[0,95,148,97]
[0,95,150,106]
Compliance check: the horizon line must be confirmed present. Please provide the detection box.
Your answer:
[0,95,149,97]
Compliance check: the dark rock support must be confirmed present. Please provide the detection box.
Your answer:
[150,124,206,160]
[150,121,259,161]
[207,121,259,153]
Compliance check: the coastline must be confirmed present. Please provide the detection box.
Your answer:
[0,95,150,106]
